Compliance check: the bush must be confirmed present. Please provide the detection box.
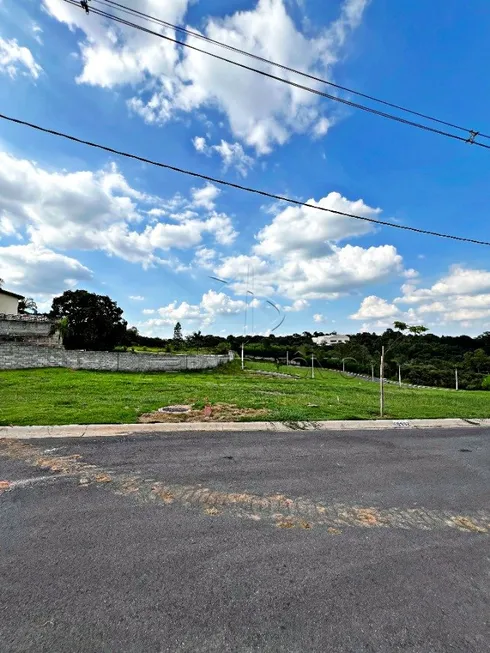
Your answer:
[215,342,230,355]
[482,375,490,390]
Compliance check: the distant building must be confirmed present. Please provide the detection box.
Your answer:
[0,288,24,315]
[312,334,350,346]
[0,288,62,348]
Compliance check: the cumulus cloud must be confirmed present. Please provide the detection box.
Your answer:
[353,264,490,334]
[396,265,490,303]
[254,192,381,257]
[313,313,326,323]
[193,247,216,269]
[208,189,403,302]
[350,295,400,320]
[43,0,369,154]
[0,243,92,295]
[284,299,309,312]
[0,152,236,267]
[193,136,254,176]
[216,243,403,300]
[129,295,145,301]
[0,37,42,79]
[144,290,253,329]
[190,183,221,210]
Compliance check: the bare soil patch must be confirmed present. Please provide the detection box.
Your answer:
[138,403,269,423]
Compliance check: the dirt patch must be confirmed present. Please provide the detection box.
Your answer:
[138,403,269,423]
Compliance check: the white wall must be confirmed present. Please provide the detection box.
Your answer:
[0,294,19,314]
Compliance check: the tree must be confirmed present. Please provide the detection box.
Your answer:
[173,322,183,342]
[463,348,490,373]
[18,297,38,315]
[49,290,127,351]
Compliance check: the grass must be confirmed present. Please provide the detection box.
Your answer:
[0,360,489,426]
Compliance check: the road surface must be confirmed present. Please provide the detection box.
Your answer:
[0,427,489,652]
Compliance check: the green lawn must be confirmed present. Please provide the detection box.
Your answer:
[0,361,489,426]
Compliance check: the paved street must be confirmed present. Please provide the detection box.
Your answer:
[0,427,489,652]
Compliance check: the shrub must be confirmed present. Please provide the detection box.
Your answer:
[482,375,490,390]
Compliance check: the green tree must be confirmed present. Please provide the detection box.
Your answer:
[173,322,183,342]
[463,348,490,373]
[18,297,38,315]
[49,290,127,351]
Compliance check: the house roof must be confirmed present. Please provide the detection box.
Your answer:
[0,288,25,300]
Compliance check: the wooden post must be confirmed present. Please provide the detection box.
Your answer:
[371,364,374,382]
[286,350,289,367]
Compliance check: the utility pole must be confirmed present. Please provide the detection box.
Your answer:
[398,363,402,387]
[380,346,385,417]
[311,354,315,379]
[342,358,345,373]
[455,368,459,391]
[241,342,244,371]
[286,350,289,367]
[371,363,375,382]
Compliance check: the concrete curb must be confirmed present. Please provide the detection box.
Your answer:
[0,418,489,439]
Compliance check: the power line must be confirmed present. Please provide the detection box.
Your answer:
[2,111,489,247]
[94,0,490,142]
[62,0,490,151]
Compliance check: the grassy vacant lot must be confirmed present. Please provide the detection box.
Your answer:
[0,360,489,426]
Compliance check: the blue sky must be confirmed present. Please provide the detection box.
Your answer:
[1,0,490,337]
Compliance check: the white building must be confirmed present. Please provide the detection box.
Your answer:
[0,288,24,315]
[312,334,350,346]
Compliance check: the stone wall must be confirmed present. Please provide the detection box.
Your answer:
[0,315,62,348]
[0,344,234,372]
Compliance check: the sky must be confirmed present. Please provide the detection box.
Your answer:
[1,0,490,338]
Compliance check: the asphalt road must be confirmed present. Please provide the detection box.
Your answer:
[0,427,489,653]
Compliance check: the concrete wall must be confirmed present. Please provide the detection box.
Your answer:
[0,316,62,348]
[0,344,234,372]
[0,295,19,314]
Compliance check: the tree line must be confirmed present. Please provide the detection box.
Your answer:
[20,289,490,391]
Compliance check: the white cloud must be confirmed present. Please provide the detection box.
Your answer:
[0,37,42,79]
[313,313,326,323]
[403,268,419,280]
[142,308,155,315]
[0,243,92,295]
[151,289,251,329]
[193,136,254,176]
[129,295,145,301]
[350,295,400,320]
[284,299,309,312]
[32,23,43,45]
[193,247,216,269]
[254,192,381,257]
[216,243,403,300]
[355,264,490,334]
[42,0,190,87]
[0,152,236,267]
[213,140,254,176]
[193,136,207,153]
[396,265,490,303]
[211,190,403,301]
[190,183,221,210]
[44,0,369,154]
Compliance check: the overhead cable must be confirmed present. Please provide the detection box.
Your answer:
[2,111,489,247]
